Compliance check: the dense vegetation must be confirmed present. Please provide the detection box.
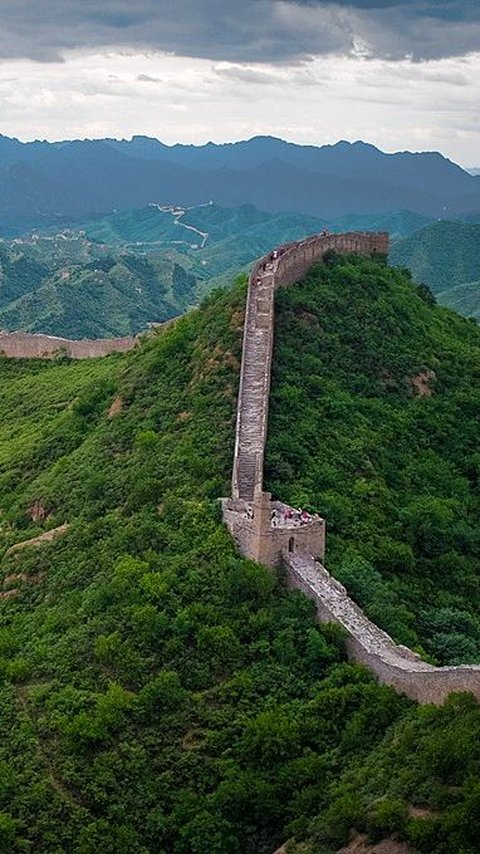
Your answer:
[0,238,195,337]
[0,283,410,853]
[1,259,480,852]
[390,221,480,293]
[267,254,480,665]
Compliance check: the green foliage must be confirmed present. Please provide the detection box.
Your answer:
[1,257,480,852]
[266,254,480,663]
[0,280,412,852]
[390,220,480,293]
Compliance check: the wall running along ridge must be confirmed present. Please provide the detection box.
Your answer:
[222,230,480,704]
[0,331,137,359]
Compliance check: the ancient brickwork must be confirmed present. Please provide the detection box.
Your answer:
[287,551,480,704]
[223,229,480,703]
[222,494,326,568]
[0,331,137,359]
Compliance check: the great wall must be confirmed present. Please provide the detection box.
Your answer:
[0,330,137,359]
[222,230,480,705]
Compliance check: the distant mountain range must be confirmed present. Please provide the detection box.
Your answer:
[0,134,479,235]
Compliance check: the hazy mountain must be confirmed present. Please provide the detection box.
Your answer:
[437,279,480,320]
[390,221,480,293]
[0,134,479,234]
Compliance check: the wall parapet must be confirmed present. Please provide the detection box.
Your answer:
[231,231,388,502]
[286,551,480,705]
[0,330,138,359]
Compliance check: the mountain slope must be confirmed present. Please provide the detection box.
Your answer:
[1,261,480,851]
[267,254,480,665]
[0,239,197,337]
[437,279,480,320]
[0,285,414,853]
[390,221,480,293]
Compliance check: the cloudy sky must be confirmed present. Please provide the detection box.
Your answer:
[0,0,479,165]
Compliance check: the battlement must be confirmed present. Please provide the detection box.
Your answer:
[222,493,326,568]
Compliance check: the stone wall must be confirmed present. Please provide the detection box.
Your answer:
[222,494,326,568]
[223,228,480,704]
[231,231,388,502]
[287,551,480,705]
[0,331,138,359]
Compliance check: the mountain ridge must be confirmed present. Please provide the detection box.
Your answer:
[0,133,479,235]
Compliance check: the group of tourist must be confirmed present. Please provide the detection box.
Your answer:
[271,506,314,527]
[243,504,315,527]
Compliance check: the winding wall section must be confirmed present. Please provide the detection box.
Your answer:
[0,331,137,359]
[232,232,387,500]
[224,230,480,704]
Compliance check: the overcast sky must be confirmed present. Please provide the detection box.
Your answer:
[0,0,479,165]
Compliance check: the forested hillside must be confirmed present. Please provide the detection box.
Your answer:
[0,239,195,337]
[1,261,480,852]
[437,279,480,322]
[267,255,480,665]
[390,221,480,293]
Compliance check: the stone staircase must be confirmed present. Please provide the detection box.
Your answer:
[233,270,275,500]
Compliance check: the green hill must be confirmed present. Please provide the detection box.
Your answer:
[390,220,480,293]
[0,239,197,338]
[0,255,195,338]
[437,279,480,320]
[267,255,480,665]
[1,258,480,851]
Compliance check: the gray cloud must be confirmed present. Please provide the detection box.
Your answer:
[137,73,162,83]
[0,1,477,63]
